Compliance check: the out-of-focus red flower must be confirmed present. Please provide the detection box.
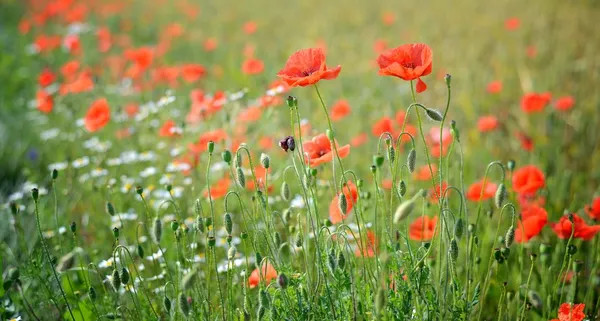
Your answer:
[373,39,388,53]
[515,206,547,243]
[203,177,230,199]
[549,303,585,321]
[554,96,575,112]
[585,197,600,220]
[302,133,350,167]
[414,164,437,181]
[466,180,498,202]
[84,98,111,132]
[331,99,351,121]
[159,120,180,137]
[243,21,257,35]
[204,38,218,52]
[517,193,546,211]
[516,132,534,151]
[551,214,600,241]
[351,133,368,147]
[512,165,545,195]
[276,48,341,87]
[377,43,432,93]
[96,27,112,53]
[125,47,154,70]
[429,181,448,203]
[242,57,264,75]
[38,68,56,87]
[478,116,499,132]
[355,230,378,258]
[486,80,502,94]
[181,64,206,83]
[409,216,437,241]
[329,182,358,224]
[382,12,395,25]
[248,262,277,289]
[188,129,228,154]
[36,90,53,113]
[521,92,551,113]
[526,45,537,58]
[505,17,520,31]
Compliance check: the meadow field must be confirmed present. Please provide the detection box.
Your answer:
[1,0,600,320]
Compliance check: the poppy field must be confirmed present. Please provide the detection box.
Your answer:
[2,0,600,320]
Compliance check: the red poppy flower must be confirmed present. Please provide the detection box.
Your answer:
[63,34,81,55]
[124,104,139,118]
[204,38,218,52]
[203,177,230,199]
[242,57,264,75]
[248,262,277,289]
[549,303,585,321]
[376,43,432,93]
[373,39,388,53]
[188,129,228,154]
[36,90,53,113]
[38,68,55,87]
[517,193,546,211]
[477,116,499,132]
[585,197,600,220]
[159,120,180,137]
[486,80,502,94]
[409,216,438,241]
[466,180,498,202]
[372,117,395,137]
[96,27,112,53]
[551,214,600,241]
[246,166,273,192]
[429,181,448,203]
[351,133,368,147]
[302,133,350,167]
[243,21,257,35]
[354,230,378,258]
[526,45,537,58]
[331,99,351,121]
[554,96,575,112]
[276,48,341,87]
[516,132,534,151]
[515,206,548,243]
[238,107,262,123]
[521,92,552,113]
[181,64,206,83]
[382,12,395,25]
[414,164,437,181]
[329,182,358,224]
[505,17,520,31]
[512,165,545,195]
[125,47,153,70]
[84,98,110,132]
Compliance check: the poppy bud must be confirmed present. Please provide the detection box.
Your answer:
[113,227,120,239]
[236,167,246,188]
[393,199,415,223]
[222,150,232,164]
[255,252,263,266]
[327,249,337,273]
[568,244,577,255]
[153,218,162,244]
[207,140,215,154]
[286,136,296,152]
[505,227,515,248]
[178,293,190,316]
[326,129,334,140]
[507,160,516,171]
[164,296,171,313]
[388,146,395,163]
[310,168,318,177]
[295,231,303,247]
[281,182,290,201]
[274,232,281,247]
[370,165,377,174]
[278,273,289,289]
[166,184,172,192]
[196,216,205,233]
[169,220,178,232]
[495,184,507,209]
[493,248,502,261]
[398,180,407,197]
[373,154,385,167]
[9,202,18,215]
[182,269,197,290]
[407,149,416,173]
[228,246,237,260]
[425,108,444,122]
[52,169,58,180]
[573,260,584,273]
[111,268,121,290]
[257,306,266,320]
[208,236,216,247]
[31,188,39,201]
[241,231,249,239]
[135,186,144,195]
[259,288,271,309]
[120,267,130,285]
[235,152,243,168]
[137,244,144,258]
[501,247,510,258]
[449,238,459,262]
[450,120,460,142]
[195,199,203,216]
[70,221,77,233]
[260,153,270,169]
[527,290,542,310]
[454,218,464,240]
[224,212,233,235]
[338,193,348,215]
[286,96,297,108]
[444,74,452,86]
[89,287,97,301]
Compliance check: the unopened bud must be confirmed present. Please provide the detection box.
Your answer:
[281,182,290,201]
[495,184,507,209]
[120,268,130,284]
[373,154,384,167]
[393,199,415,223]
[407,149,416,173]
[153,218,162,244]
[52,169,58,180]
[260,153,270,169]
[236,167,246,188]
[425,108,443,122]
[286,96,297,108]
[338,193,348,215]
[135,186,144,195]
[207,141,215,154]
[31,188,39,201]
[505,227,515,248]
[222,150,232,164]
[224,212,233,235]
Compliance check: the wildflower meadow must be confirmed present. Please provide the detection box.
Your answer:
[2,0,600,320]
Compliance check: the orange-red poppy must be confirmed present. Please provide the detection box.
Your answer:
[203,177,230,199]
[549,303,585,321]
[125,47,154,70]
[414,164,437,181]
[331,99,351,121]
[554,96,575,111]
[237,107,262,123]
[188,129,228,154]
[204,38,218,52]
[551,214,600,241]
[181,64,206,83]
[429,181,448,203]
[486,80,502,94]
[302,133,350,167]
[381,12,395,25]
[36,90,53,113]
[38,68,56,87]
[248,262,277,289]
[242,57,264,75]
[329,181,358,224]
[354,230,378,258]
[521,92,551,113]
[351,133,368,147]
[515,206,547,243]
[516,132,534,152]
[512,165,545,195]
[373,39,388,53]
[504,17,521,31]
[517,193,546,211]
[243,21,257,35]
[372,117,395,137]
[409,216,438,241]
[84,98,111,132]
[585,197,600,220]
[466,180,498,202]
[377,43,432,93]
[96,27,112,53]
[477,116,499,132]
[159,120,180,137]
[276,48,341,87]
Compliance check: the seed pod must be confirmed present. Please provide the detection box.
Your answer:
[407,149,416,173]
[106,202,116,216]
[89,286,97,301]
[373,154,385,167]
[228,246,237,260]
[495,183,507,209]
[113,227,120,239]
[425,108,443,121]
[444,74,452,86]
[224,212,233,235]
[182,270,197,290]
[278,273,289,289]
[207,141,215,154]
[568,244,577,255]
[135,186,144,195]
[153,218,162,244]
[236,167,246,188]
[286,136,296,152]
[259,288,271,309]
[178,293,190,316]
[388,146,395,164]
[164,296,171,314]
[398,180,407,197]
[449,238,459,262]
[120,268,130,284]
[338,193,348,215]
[375,287,387,315]
[393,199,416,223]
[70,221,77,233]
[454,218,464,240]
[111,269,121,290]
[137,244,145,258]
[31,188,39,201]
[295,231,303,247]
[281,182,290,201]
[56,251,76,272]
[256,191,267,209]
[52,168,58,180]
[260,153,270,169]
[505,227,515,248]
[222,150,232,164]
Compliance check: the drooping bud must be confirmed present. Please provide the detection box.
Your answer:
[505,227,515,248]
[255,252,263,267]
[388,146,395,164]
[260,153,270,169]
[393,199,416,223]
[236,167,246,188]
[425,108,443,122]
[527,290,543,310]
[327,249,337,273]
[398,180,407,197]
[337,251,346,270]
[281,182,290,201]
[120,268,130,284]
[163,296,171,314]
[224,212,233,235]
[182,269,198,290]
[495,184,507,209]
[454,218,464,240]
[449,238,459,262]
[235,152,243,168]
[259,288,271,309]
[89,287,97,301]
[338,193,348,215]
[278,273,289,289]
[111,268,121,290]
[295,231,303,247]
[407,149,416,173]
[153,218,163,244]
[137,244,145,258]
[178,293,190,316]
[196,216,205,233]
[228,246,237,260]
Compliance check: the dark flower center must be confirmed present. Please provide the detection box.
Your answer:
[401,61,416,69]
